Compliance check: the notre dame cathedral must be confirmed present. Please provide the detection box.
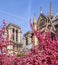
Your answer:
[23,2,58,49]
[5,2,58,53]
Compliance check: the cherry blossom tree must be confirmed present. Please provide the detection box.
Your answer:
[0,21,14,65]
[0,20,58,65]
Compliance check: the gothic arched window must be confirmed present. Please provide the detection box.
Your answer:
[12,28,15,40]
[16,30,18,41]
[40,19,45,26]
[40,19,46,29]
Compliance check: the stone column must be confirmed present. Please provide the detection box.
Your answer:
[7,27,13,55]
[8,28,12,40]
[18,29,22,44]
[34,36,38,45]
[20,30,22,44]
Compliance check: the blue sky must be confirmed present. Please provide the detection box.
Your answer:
[0,0,58,36]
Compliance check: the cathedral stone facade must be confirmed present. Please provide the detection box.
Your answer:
[23,3,58,48]
[4,3,58,53]
[23,31,32,48]
[5,23,22,55]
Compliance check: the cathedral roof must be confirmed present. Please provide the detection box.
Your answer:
[24,31,32,37]
[37,13,47,23]
[6,23,21,29]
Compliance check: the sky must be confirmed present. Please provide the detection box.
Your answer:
[0,0,58,36]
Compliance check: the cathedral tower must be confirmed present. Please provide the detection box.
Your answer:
[33,14,38,45]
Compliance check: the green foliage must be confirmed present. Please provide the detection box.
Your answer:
[17,53,26,57]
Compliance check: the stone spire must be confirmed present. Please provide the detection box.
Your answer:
[33,14,38,46]
[33,14,37,31]
[49,2,53,18]
[33,14,37,24]
[40,6,43,14]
